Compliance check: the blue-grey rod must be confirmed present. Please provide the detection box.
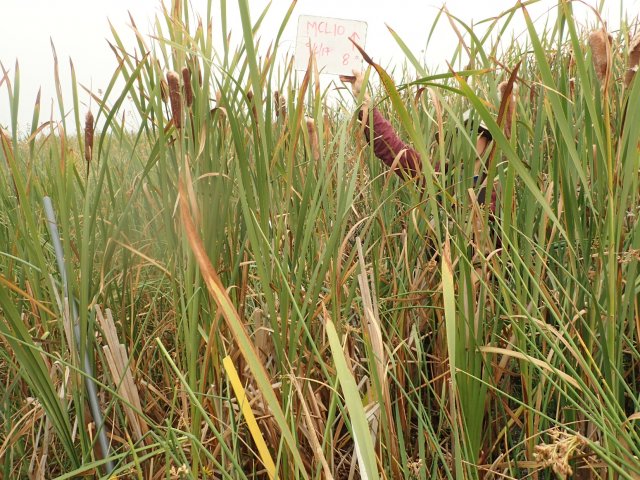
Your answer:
[43,196,115,475]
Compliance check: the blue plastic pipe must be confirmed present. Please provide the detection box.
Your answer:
[43,196,115,475]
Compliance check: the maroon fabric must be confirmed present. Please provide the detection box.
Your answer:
[359,108,427,179]
[358,107,496,214]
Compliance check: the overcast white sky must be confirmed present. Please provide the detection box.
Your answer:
[1,0,639,131]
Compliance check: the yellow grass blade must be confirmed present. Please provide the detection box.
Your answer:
[222,355,276,480]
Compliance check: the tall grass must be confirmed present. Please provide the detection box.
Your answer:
[1,0,639,478]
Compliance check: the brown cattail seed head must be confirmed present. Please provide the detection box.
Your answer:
[498,81,518,139]
[182,67,193,108]
[305,117,320,161]
[166,71,182,128]
[588,29,612,85]
[274,90,287,120]
[84,110,94,166]
[625,32,640,87]
[569,77,576,98]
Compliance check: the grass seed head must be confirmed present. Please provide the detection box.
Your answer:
[166,71,182,128]
[588,29,612,85]
[625,32,640,87]
[533,429,588,480]
[84,110,94,167]
[182,67,193,108]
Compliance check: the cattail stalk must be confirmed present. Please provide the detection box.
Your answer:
[166,71,182,128]
[182,67,193,108]
[84,111,94,174]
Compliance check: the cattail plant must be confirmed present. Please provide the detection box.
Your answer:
[182,67,193,108]
[166,71,182,128]
[498,80,518,139]
[588,29,613,85]
[305,117,320,161]
[625,32,640,87]
[569,77,576,99]
[5,3,640,479]
[84,110,94,174]
[273,90,286,120]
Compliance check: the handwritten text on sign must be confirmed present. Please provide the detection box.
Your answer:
[295,15,367,75]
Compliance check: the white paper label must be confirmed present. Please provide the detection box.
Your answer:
[294,15,368,75]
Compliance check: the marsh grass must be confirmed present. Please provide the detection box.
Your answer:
[1,0,640,478]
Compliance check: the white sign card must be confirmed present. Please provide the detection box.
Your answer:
[294,15,368,75]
